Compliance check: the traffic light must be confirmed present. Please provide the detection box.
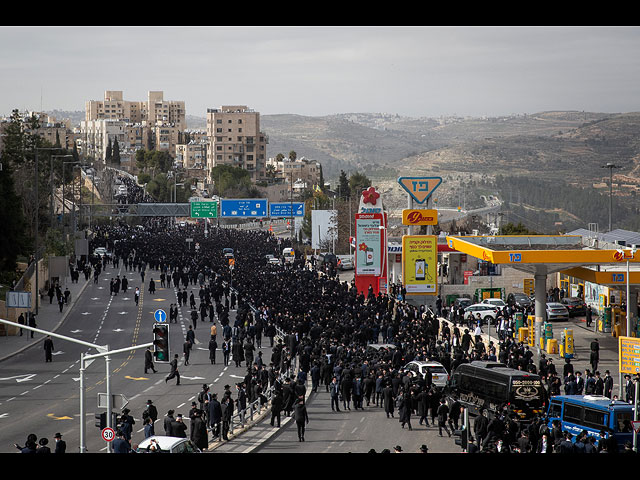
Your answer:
[95,412,106,429]
[153,323,170,363]
[454,427,468,450]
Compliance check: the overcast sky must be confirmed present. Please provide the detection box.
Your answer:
[1,26,639,118]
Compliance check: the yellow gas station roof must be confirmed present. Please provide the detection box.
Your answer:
[446,235,640,278]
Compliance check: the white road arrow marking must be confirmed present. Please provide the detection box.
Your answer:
[0,374,37,382]
[113,328,124,332]
[179,376,206,380]
[118,312,127,315]
[91,297,99,300]
[52,351,64,356]
[81,312,91,316]
[0,413,9,419]
[71,329,82,333]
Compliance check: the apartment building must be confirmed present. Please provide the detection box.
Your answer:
[175,131,208,180]
[80,119,130,164]
[82,90,186,166]
[85,90,186,130]
[266,156,322,190]
[205,105,268,183]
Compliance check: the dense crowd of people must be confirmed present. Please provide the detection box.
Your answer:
[16,215,636,453]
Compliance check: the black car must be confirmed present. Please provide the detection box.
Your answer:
[560,297,586,317]
[506,292,532,309]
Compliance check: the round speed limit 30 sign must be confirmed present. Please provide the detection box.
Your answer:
[101,427,115,442]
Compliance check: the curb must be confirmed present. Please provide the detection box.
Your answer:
[0,278,90,363]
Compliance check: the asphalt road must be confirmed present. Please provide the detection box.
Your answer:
[0,263,253,453]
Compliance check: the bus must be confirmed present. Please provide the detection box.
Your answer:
[448,361,547,423]
[546,395,636,450]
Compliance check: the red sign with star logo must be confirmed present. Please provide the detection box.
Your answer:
[362,187,380,205]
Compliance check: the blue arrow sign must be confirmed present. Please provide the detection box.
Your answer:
[154,309,167,323]
[220,199,268,217]
[269,202,305,218]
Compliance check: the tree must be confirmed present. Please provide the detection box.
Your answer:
[500,222,537,235]
[112,138,121,165]
[106,138,112,163]
[210,165,257,198]
[288,150,297,161]
[0,156,28,271]
[338,170,350,199]
[348,172,371,196]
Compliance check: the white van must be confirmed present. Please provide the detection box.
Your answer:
[282,248,295,264]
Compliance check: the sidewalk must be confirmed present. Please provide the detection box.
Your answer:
[0,274,90,362]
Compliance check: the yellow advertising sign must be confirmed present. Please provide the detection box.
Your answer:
[402,235,437,295]
[619,336,640,375]
[402,209,438,226]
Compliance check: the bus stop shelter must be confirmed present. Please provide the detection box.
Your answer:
[445,234,640,347]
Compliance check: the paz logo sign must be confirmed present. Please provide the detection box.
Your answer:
[397,177,442,204]
[402,209,438,226]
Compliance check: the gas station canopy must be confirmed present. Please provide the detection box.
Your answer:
[446,235,640,278]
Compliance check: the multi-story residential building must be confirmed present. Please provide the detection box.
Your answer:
[80,119,130,165]
[266,156,322,190]
[85,90,186,131]
[205,105,268,183]
[83,91,186,165]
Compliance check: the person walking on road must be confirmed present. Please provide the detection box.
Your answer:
[28,312,37,337]
[144,346,157,374]
[164,410,175,435]
[208,393,222,440]
[165,354,181,385]
[44,335,54,362]
[590,338,600,373]
[271,389,283,427]
[437,399,451,437]
[294,396,309,441]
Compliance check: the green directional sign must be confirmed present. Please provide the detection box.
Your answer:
[190,201,218,218]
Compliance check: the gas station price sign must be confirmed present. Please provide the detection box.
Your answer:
[619,336,640,375]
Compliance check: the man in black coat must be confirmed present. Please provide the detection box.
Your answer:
[164,410,175,435]
[208,394,222,440]
[165,355,180,385]
[53,433,66,454]
[190,409,208,451]
[142,399,158,424]
[44,335,54,362]
[144,347,156,373]
[170,414,187,438]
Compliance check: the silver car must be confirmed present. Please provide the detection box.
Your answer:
[545,302,569,321]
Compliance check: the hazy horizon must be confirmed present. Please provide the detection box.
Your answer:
[2,26,639,119]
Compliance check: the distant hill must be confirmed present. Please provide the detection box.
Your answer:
[45,108,640,184]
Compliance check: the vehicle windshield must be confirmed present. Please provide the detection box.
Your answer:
[616,411,634,433]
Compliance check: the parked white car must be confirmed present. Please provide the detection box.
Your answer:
[135,436,201,453]
[481,298,506,308]
[404,361,450,388]
[464,303,500,324]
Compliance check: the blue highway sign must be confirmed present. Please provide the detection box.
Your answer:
[269,202,305,218]
[220,199,268,217]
